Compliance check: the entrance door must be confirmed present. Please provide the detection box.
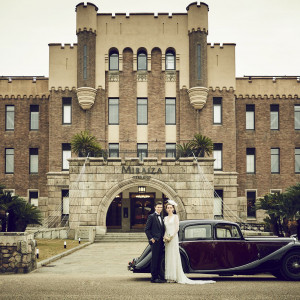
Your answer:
[106,194,122,229]
[131,193,155,229]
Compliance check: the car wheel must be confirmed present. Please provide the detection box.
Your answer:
[280,251,300,281]
[180,255,188,273]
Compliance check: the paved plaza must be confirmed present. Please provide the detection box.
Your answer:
[0,242,300,299]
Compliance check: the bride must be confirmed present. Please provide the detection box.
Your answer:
[163,200,215,284]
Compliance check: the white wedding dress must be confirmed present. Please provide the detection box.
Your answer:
[164,214,215,284]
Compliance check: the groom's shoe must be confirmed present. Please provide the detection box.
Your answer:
[158,276,166,283]
[151,278,165,283]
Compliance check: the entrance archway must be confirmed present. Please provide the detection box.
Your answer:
[97,177,186,227]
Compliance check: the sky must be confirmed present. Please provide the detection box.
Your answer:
[0,0,299,77]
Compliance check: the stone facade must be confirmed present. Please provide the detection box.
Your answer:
[0,2,299,237]
[0,233,36,274]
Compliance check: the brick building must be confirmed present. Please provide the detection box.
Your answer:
[1,2,299,236]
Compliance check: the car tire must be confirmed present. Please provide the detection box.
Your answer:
[280,251,300,281]
[159,254,188,278]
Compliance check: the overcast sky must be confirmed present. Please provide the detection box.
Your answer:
[0,0,299,77]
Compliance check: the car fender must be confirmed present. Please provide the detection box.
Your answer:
[179,245,191,271]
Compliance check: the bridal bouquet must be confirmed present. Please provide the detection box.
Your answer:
[163,234,172,243]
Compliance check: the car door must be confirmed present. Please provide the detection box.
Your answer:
[180,224,216,270]
[214,223,259,269]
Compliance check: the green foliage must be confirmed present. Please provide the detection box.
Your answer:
[71,131,103,157]
[0,184,43,232]
[176,142,194,158]
[257,184,300,236]
[176,134,213,158]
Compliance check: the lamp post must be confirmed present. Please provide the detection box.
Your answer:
[6,212,9,232]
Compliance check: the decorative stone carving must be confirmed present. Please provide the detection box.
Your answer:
[76,87,97,110]
[187,86,209,110]
[137,73,147,82]
[108,74,119,82]
[165,71,176,82]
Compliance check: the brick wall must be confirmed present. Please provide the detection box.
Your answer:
[236,96,300,198]
[0,96,49,198]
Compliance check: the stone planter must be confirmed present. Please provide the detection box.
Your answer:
[0,232,36,274]
[187,86,209,110]
[76,86,97,110]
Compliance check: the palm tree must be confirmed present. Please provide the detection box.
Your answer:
[190,134,214,157]
[71,131,103,157]
[0,185,43,232]
[176,142,194,158]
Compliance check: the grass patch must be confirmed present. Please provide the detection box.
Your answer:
[35,239,87,261]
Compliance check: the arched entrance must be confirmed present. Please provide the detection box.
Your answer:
[96,177,186,231]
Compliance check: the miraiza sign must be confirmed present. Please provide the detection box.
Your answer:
[121,166,162,175]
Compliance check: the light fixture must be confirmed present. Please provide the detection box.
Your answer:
[138,186,146,193]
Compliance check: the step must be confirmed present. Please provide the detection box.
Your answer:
[94,232,148,242]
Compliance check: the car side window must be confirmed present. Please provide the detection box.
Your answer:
[184,224,212,240]
[215,224,241,239]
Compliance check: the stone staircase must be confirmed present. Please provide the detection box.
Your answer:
[94,232,148,243]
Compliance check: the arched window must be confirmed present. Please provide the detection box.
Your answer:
[137,50,147,71]
[165,49,175,70]
[109,49,119,71]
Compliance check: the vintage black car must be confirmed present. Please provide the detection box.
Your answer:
[128,220,300,281]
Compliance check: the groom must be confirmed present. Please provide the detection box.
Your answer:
[145,201,166,283]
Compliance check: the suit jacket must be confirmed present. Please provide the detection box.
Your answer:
[145,212,165,243]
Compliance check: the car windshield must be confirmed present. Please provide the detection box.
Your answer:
[184,224,212,240]
[215,224,241,239]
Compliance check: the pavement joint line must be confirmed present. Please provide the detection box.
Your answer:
[36,241,93,269]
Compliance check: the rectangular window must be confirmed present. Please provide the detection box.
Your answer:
[295,148,300,173]
[109,98,119,125]
[197,44,201,80]
[247,191,256,218]
[29,148,38,174]
[62,190,69,215]
[30,105,39,130]
[271,148,280,174]
[83,44,87,80]
[5,105,14,130]
[166,98,176,125]
[62,98,72,124]
[109,143,119,157]
[29,191,39,207]
[166,143,176,158]
[270,104,279,130]
[5,148,14,174]
[246,104,255,130]
[137,143,148,161]
[62,189,69,226]
[295,105,300,129]
[137,98,148,125]
[213,143,222,170]
[246,148,255,173]
[213,97,222,124]
[214,189,223,219]
[62,143,71,171]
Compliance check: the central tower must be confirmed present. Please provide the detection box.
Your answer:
[75,2,98,109]
[187,2,209,110]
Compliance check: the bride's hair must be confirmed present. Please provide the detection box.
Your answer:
[165,203,177,214]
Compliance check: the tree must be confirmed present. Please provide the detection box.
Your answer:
[176,142,194,158]
[0,185,43,232]
[176,134,214,159]
[71,130,103,157]
[257,184,300,236]
[190,134,214,157]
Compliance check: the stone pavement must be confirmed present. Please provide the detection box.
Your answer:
[1,242,300,300]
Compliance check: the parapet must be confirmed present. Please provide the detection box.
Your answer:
[76,2,98,34]
[187,2,209,33]
[236,76,300,99]
[0,77,49,99]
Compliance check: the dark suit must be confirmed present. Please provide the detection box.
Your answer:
[145,212,165,280]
